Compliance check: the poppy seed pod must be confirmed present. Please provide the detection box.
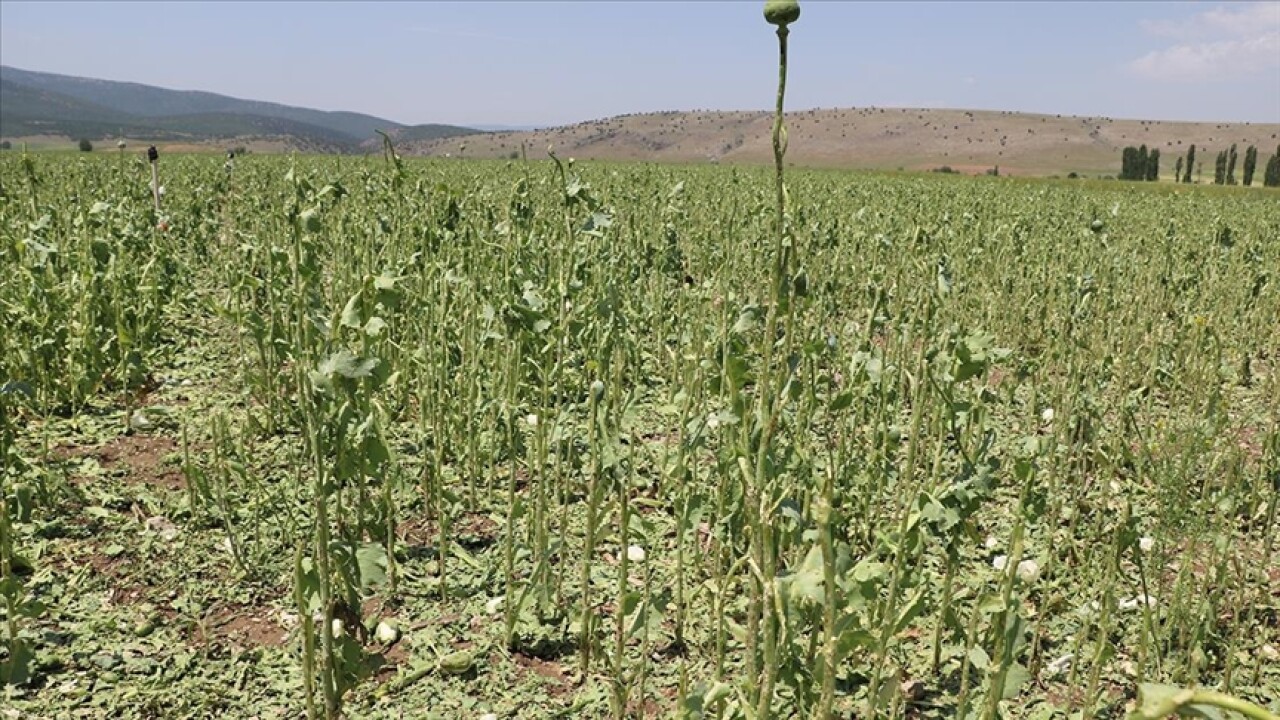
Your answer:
[764,0,800,26]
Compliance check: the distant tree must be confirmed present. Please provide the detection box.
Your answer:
[1214,150,1227,185]
[0,140,10,150]
[1175,156,1184,182]
[1136,144,1149,181]
[1183,144,1196,183]
[1121,146,1138,180]
[1226,143,1238,185]
[78,138,93,152]
[1265,145,1280,187]
[1145,148,1160,181]
[1242,145,1257,187]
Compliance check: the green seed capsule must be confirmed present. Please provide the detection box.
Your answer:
[438,649,475,675]
[764,0,800,26]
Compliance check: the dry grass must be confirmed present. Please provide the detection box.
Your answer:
[398,108,1280,177]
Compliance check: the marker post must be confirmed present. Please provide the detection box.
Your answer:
[147,146,161,214]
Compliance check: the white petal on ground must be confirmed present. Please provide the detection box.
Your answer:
[1046,654,1073,676]
[485,596,504,615]
[375,620,400,644]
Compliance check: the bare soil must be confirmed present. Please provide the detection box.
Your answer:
[60,434,186,490]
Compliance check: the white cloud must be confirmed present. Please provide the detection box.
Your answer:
[1131,32,1280,81]
[1129,2,1280,82]
[1202,3,1280,36]
[1139,3,1280,38]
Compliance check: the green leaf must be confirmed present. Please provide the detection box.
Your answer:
[977,593,1005,615]
[786,544,826,608]
[318,350,379,380]
[829,391,854,412]
[333,633,374,696]
[296,557,323,613]
[852,559,888,584]
[363,316,387,337]
[968,646,990,671]
[892,586,928,635]
[834,623,874,664]
[355,542,388,591]
[0,640,35,685]
[1131,684,1230,720]
[1002,662,1031,700]
[300,206,322,233]
[704,681,733,706]
[340,292,363,329]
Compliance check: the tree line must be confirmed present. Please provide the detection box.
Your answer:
[1123,143,1280,187]
[1119,144,1160,181]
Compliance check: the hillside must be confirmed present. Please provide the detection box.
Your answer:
[3,65,1275,174]
[360,124,489,148]
[399,108,1280,177]
[0,65,482,152]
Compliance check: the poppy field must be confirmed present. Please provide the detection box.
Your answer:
[2,133,1278,720]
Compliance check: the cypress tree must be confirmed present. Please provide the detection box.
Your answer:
[1175,156,1184,182]
[1184,144,1196,183]
[1264,145,1280,188]
[1214,150,1227,185]
[1145,148,1160,181]
[1226,143,1238,185]
[1120,146,1135,180]
[1242,145,1257,187]
[1137,144,1149,181]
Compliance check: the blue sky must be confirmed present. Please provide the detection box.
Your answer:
[1,1,1277,127]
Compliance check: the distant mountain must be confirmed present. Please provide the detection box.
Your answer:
[0,65,483,152]
[364,124,489,148]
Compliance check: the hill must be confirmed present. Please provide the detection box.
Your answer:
[2,65,1275,174]
[397,108,1280,177]
[0,65,482,152]
[361,124,489,147]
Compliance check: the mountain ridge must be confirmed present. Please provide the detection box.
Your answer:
[2,65,1276,176]
[0,65,482,152]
